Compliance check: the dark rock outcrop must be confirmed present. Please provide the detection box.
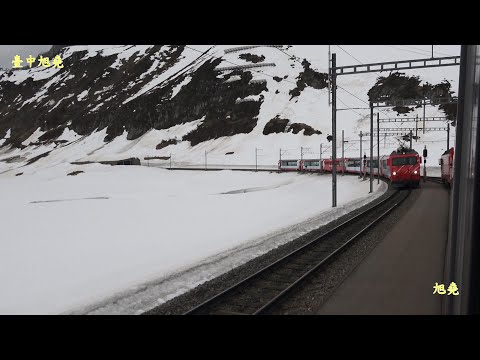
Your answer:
[289,123,322,135]
[67,171,84,176]
[239,53,265,63]
[100,158,141,166]
[367,72,457,121]
[263,117,290,135]
[156,139,177,150]
[263,116,321,136]
[289,59,328,99]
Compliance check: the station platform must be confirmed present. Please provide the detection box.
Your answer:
[316,181,450,315]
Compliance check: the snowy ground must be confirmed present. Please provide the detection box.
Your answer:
[0,164,386,314]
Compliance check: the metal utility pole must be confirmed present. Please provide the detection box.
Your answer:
[342,130,344,176]
[377,112,380,185]
[300,146,303,162]
[423,99,426,134]
[359,131,363,178]
[423,145,428,182]
[447,123,450,149]
[331,53,337,207]
[369,103,374,193]
[328,45,331,106]
[409,130,413,149]
[415,114,418,141]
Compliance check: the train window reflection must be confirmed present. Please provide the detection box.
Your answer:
[392,157,417,166]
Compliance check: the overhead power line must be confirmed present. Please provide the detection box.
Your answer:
[335,45,364,65]
[384,45,456,57]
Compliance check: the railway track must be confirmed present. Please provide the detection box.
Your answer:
[184,188,411,315]
[426,176,444,185]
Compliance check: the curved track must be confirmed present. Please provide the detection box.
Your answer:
[184,188,411,315]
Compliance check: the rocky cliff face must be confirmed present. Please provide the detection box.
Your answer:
[0,45,325,151]
[0,45,459,170]
[367,72,457,121]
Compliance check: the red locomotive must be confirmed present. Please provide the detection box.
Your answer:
[387,148,421,188]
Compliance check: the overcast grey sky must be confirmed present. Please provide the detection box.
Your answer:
[0,45,461,70]
[0,45,52,69]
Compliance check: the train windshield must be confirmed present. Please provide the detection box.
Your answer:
[392,156,417,166]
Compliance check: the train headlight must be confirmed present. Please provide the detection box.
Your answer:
[414,170,418,174]
[393,171,397,176]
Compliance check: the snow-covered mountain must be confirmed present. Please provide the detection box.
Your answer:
[0,45,460,174]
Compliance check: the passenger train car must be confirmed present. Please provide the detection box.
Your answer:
[278,159,300,171]
[278,159,322,172]
[301,159,322,172]
[439,147,454,187]
[322,159,344,173]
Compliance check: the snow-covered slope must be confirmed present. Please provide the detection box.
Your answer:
[0,164,386,314]
[0,45,460,173]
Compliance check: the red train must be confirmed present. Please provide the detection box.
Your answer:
[322,159,345,173]
[439,147,454,187]
[278,148,422,188]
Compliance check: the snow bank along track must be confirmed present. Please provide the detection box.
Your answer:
[183,189,410,315]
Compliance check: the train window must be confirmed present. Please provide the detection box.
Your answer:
[392,157,418,166]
